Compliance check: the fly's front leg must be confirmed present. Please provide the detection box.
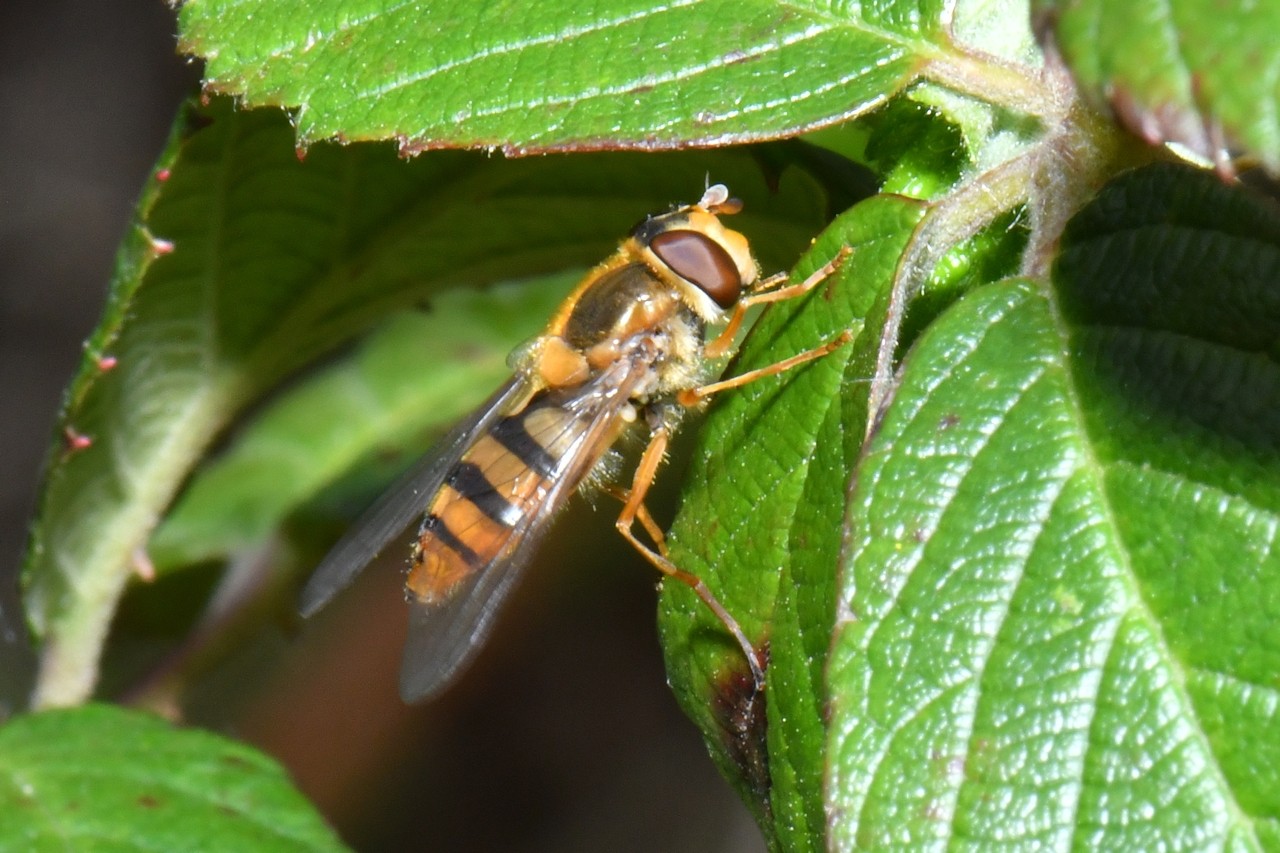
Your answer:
[615,422,766,691]
[685,248,855,407]
[704,246,852,359]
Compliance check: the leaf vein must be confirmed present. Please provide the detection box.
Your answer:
[350,0,709,103]
[404,21,841,131]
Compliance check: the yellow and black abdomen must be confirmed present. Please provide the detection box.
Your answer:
[407,390,605,604]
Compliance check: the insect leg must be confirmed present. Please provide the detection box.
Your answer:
[631,502,669,558]
[603,485,669,557]
[704,246,852,359]
[614,425,766,690]
[678,328,853,407]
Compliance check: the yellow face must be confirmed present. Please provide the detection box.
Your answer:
[632,185,761,322]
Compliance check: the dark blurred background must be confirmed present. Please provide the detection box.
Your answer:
[0,3,765,849]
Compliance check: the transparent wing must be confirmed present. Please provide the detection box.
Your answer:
[398,370,644,702]
[298,377,531,619]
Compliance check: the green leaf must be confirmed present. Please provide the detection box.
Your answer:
[859,96,969,198]
[21,95,828,708]
[1043,0,1280,173]
[149,277,573,571]
[177,0,954,153]
[0,705,342,850]
[657,197,926,844]
[828,164,1280,848]
[658,182,1028,845]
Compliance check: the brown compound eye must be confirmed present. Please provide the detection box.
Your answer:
[650,229,743,308]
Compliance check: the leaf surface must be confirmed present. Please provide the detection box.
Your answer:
[657,194,921,844]
[828,164,1280,849]
[177,0,961,153]
[148,277,572,571]
[0,705,342,851]
[1043,0,1280,172]
[22,96,824,706]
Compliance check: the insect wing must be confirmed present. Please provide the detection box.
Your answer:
[398,371,643,701]
[399,535,537,701]
[299,377,531,619]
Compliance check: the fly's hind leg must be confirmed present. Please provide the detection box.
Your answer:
[616,249,855,694]
[614,422,767,691]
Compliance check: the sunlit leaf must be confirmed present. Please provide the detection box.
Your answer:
[178,0,958,153]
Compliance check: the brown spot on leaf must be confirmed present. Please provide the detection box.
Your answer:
[711,641,771,817]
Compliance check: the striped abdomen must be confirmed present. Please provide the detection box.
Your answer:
[406,390,615,604]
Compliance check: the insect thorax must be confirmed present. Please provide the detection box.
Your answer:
[555,260,708,395]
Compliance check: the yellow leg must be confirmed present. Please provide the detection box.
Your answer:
[679,329,853,408]
[602,485,667,558]
[704,247,852,359]
[614,425,766,691]
[607,246,855,696]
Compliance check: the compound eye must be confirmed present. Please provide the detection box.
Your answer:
[650,229,742,308]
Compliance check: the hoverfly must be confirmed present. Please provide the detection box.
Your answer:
[300,185,849,701]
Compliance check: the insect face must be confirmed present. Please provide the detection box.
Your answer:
[631,186,759,320]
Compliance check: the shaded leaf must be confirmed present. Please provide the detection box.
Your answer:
[149,277,573,571]
[859,96,969,197]
[21,95,826,707]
